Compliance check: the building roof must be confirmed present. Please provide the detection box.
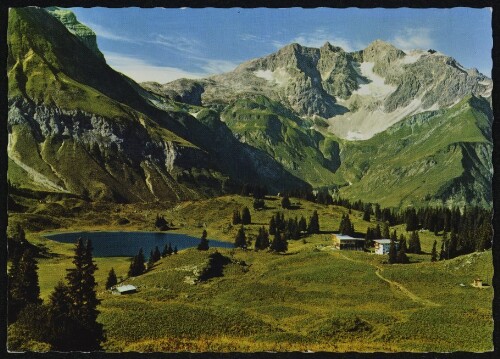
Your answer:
[114,284,137,293]
[373,239,392,244]
[334,234,365,241]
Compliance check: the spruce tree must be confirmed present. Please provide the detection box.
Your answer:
[198,230,210,250]
[270,231,287,253]
[299,216,307,233]
[431,240,438,262]
[388,237,398,264]
[408,231,421,254]
[105,268,118,289]
[260,227,270,249]
[241,207,252,225]
[232,210,241,225]
[173,246,178,254]
[269,216,277,235]
[8,248,41,323]
[147,250,156,270]
[234,226,247,249]
[281,195,291,209]
[128,248,146,277]
[374,203,382,221]
[363,205,371,221]
[396,239,409,264]
[162,243,169,257]
[153,246,161,262]
[440,232,449,260]
[308,210,320,234]
[47,281,74,350]
[65,238,104,350]
[382,222,390,238]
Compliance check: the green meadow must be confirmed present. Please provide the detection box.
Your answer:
[9,195,493,352]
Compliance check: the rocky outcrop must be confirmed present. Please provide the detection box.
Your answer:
[46,7,104,60]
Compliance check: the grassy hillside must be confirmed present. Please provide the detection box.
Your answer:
[220,95,343,187]
[11,195,493,352]
[338,95,492,208]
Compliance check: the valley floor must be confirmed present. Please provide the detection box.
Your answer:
[8,195,494,352]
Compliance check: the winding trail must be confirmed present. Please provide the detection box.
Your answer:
[337,252,440,307]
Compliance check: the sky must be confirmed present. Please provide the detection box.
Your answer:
[70,7,493,84]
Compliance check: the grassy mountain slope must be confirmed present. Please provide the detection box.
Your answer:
[7,8,308,202]
[220,95,342,187]
[338,95,492,207]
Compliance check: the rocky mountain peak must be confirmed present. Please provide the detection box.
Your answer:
[45,7,104,60]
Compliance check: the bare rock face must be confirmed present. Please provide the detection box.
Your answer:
[142,79,205,106]
[155,39,491,140]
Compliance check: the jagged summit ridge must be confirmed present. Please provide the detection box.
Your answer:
[150,39,491,140]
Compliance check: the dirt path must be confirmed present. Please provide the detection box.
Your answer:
[337,252,440,307]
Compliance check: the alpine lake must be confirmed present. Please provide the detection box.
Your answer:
[44,231,233,258]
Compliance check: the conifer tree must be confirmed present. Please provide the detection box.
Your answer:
[232,210,241,225]
[163,242,174,256]
[396,239,409,264]
[105,268,118,289]
[198,230,209,250]
[173,245,178,254]
[281,195,291,209]
[431,240,438,262]
[374,224,382,239]
[270,231,287,253]
[382,222,390,238]
[299,216,307,233]
[408,231,421,254]
[65,238,104,350]
[260,227,270,250]
[374,203,382,221]
[253,198,265,210]
[339,214,354,236]
[388,237,398,264]
[269,216,277,235]
[8,248,41,323]
[46,281,74,350]
[255,227,270,251]
[153,246,161,262]
[241,207,252,225]
[234,226,247,249]
[440,232,449,260]
[449,231,458,258]
[308,210,320,234]
[399,234,407,251]
[147,250,156,270]
[128,248,146,277]
[363,205,371,221]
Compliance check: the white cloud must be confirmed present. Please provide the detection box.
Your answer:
[150,34,201,56]
[103,52,238,83]
[84,22,138,43]
[199,59,239,74]
[103,52,205,83]
[390,27,435,51]
[274,28,364,52]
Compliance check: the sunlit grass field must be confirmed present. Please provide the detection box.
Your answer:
[8,195,493,352]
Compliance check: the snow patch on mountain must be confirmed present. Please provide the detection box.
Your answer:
[329,96,429,140]
[352,62,396,98]
[254,68,290,86]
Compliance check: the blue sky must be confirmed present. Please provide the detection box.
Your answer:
[70,7,492,83]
